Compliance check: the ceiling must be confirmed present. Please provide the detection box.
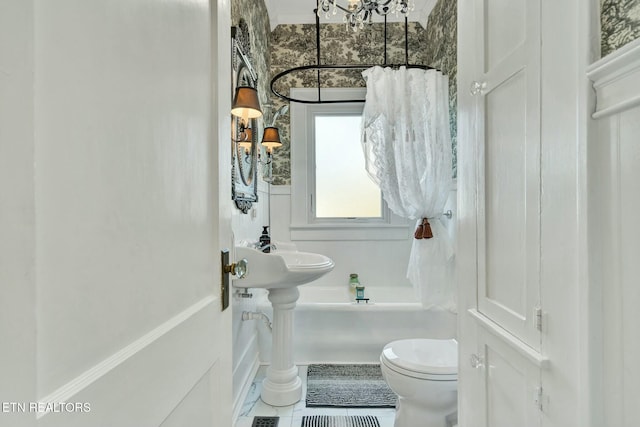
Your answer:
[263,0,438,30]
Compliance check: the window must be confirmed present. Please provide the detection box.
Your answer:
[314,114,382,219]
[290,88,410,240]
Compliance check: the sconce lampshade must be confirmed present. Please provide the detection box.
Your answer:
[261,127,282,153]
[231,87,262,119]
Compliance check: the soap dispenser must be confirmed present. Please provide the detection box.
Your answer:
[349,274,360,297]
[259,226,271,253]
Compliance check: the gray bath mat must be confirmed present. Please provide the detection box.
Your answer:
[301,415,380,427]
[305,364,397,408]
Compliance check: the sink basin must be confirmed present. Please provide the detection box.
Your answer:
[233,246,334,289]
[232,244,334,407]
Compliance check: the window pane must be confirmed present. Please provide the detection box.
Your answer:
[314,115,382,218]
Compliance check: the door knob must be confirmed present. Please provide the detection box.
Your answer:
[225,258,248,278]
[470,81,486,96]
[221,250,248,312]
[470,353,485,369]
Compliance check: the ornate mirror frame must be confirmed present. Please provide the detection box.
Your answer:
[231,20,259,214]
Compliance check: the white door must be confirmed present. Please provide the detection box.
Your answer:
[0,1,233,426]
[457,0,544,425]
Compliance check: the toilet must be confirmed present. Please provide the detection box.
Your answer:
[380,338,458,427]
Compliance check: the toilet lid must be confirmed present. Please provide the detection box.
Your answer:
[382,339,458,377]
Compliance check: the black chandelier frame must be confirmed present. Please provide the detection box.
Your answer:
[270,2,437,104]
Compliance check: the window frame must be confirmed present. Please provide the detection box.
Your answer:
[290,88,411,241]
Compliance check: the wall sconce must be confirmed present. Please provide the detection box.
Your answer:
[231,86,262,131]
[232,87,260,162]
[259,127,282,183]
[261,127,282,156]
[236,128,253,153]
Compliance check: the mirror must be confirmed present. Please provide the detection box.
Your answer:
[231,20,260,214]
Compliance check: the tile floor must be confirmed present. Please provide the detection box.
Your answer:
[235,365,397,427]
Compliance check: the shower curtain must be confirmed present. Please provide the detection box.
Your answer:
[361,66,454,310]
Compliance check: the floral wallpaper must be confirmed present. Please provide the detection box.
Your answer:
[423,0,457,178]
[269,21,429,185]
[232,0,271,127]
[601,0,640,57]
[268,0,457,185]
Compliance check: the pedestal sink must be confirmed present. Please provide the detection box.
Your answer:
[233,245,334,406]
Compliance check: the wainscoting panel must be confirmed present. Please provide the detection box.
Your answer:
[232,333,260,421]
[588,37,640,427]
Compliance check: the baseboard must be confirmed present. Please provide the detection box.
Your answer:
[232,334,260,422]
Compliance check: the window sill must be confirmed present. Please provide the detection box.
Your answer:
[290,222,412,241]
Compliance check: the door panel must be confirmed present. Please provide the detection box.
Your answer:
[478,329,541,427]
[475,0,541,351]
[38,299,222,427]
[484,71,527,315]
[160,369,216,427]
[484,0,526,72]
[486,346,527,426]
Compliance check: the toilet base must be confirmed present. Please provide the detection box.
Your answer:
[379,338,458,427]
[394,397,457,427]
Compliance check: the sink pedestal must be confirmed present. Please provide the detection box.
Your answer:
[261,287,302,406]
[232,245,334,406]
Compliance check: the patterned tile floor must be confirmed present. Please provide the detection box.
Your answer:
[235,365,397,427]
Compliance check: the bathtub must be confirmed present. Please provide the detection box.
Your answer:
[256,285,457,364]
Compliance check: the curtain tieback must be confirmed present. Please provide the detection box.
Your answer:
[414,218,433,240]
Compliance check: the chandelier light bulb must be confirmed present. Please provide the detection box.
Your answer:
[319,0,414,33]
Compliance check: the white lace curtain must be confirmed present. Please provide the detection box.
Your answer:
[361,66,454,310]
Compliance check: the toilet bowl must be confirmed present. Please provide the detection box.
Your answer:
[380,338,458,427]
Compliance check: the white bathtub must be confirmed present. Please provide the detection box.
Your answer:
[256,285,457,364]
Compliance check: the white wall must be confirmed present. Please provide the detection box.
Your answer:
[270,185,457,295]
[231,180,271,417]
[588,38,640,427]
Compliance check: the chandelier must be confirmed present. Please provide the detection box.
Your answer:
[317,0,415,31]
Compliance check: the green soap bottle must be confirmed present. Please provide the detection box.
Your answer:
[349,273,360,297]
